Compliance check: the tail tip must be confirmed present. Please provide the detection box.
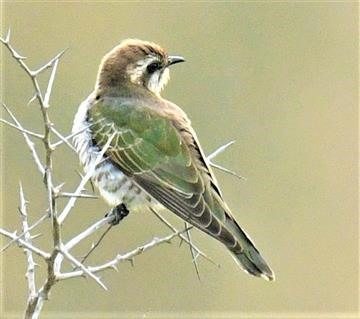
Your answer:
[260,269,275,281]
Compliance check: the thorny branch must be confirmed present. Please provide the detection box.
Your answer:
[0,29,243,319]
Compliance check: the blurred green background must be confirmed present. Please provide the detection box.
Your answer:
[1,1,358,318]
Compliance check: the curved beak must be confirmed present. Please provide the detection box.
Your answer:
[168,55,185,66]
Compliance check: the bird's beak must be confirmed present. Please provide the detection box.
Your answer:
[168,55,185,66]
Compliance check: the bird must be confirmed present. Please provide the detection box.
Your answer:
[72,39,274,281]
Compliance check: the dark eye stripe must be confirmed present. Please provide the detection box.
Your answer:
[147,62,161,74]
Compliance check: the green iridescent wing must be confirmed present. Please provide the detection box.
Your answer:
[90,97,274,280]
[90,98,239,247]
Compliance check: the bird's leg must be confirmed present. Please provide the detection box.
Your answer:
[76,203,130,268]
[105,203,130,225]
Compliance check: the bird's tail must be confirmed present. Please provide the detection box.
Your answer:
[226,219,275,281]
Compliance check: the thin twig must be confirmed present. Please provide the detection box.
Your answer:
[32,48,68,77]
[18,183,37,299]
[58,132,116,224]
[51,124,92,149]
[209,162,247,180]
[1,103,45,175]
[50,126,77,152]
[150,207,218,266]
[0,212,49,253]
[43,58,59,108]
[78,224,113,267]
[207,140,235,161]
[64,215,113,251]
[53,215,113,274]
[0,118,44,139]
[58,192,98,199]
[57,228,191,281]
[184,222,201,281]
[59,245,107,290]
[0,228,50,259]
[207,140,246,180]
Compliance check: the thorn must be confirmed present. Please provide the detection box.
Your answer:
[56,47,69,60]
[31,233,42,240]
[27,93,38,106]
[207,140,236,161]
[32,47,69,77]
[13,51,27,60]
[1,27,11,43]
[128,258,134,267]
[209,162,247,181]
[54,182,66,194]
[178,237,184,247]
[111,265,118,272]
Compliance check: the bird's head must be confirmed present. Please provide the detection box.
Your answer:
[95,39,185,96]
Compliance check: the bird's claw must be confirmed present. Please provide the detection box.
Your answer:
[105,203,130,225]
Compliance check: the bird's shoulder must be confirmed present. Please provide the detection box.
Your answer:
[90,92,188,125]
[89,92,223,198]
[88,94,188,159]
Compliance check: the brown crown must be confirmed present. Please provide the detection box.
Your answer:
[96,39,167,90]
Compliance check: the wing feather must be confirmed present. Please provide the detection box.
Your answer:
[90,99,240,250]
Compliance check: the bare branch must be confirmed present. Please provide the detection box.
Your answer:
[207,140,246,180]
[27,92,38,106]
[184,222,201,281]
[0,27,11,44]
[58,192,98,199]
[59,245,107,290]
[0,211,49,253]
[51,124,92,149]
[1,35,44,104]
[1,103,45,175]
[43,58,59,107]
[18,183,37,299]
[0,227,50,259]
[0,118,44,139]
[58,132,116,224]
[78,224,113,267]
[150,207,217,266]
[32,48,68,77]
[53,215,112,274]
[57,228,191,281]
[209,162,247,181]
[207,140,235,161]
[64,215,112,251]
[50,126,77,152]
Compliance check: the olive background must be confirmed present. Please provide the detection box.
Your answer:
[1,1,358,318]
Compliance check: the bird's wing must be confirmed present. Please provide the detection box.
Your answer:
[90,97,274,280]
[90,98,241,250]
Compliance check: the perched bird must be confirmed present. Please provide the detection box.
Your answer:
[72,39,274,281]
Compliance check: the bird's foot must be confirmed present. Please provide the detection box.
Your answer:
[105,203,130,225]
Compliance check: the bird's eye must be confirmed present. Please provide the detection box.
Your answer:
[147,62,160,74]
